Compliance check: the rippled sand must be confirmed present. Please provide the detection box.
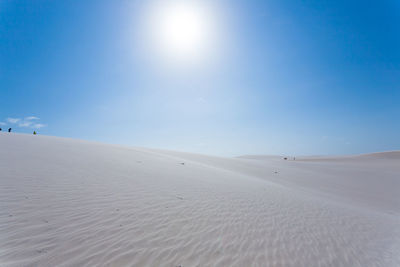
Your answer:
[1,133,399,266]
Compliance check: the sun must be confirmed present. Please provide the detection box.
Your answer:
[148,1,213,61]
[160,4,204,54]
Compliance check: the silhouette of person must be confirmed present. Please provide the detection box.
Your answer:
[33,131,37,135]
[0,128,2,131]
[8,128,11,132]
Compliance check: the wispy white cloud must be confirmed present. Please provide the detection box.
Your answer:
[18,121,33,127]
[25,116,39,121]
[7,118,20,124]
[32,123,46,129]
[3,116,46,129]
[196,97,205,103]
[0,122,5,126]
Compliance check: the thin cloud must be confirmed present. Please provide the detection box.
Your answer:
[7,118,20,124]
[3,116,47,129]
[33,123,46,129]
[0,122,5,126]
[196,97,205,103]
[19,121,33,127]
[25,116,39,121]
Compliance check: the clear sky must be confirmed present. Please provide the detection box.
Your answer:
[1,0,399,156]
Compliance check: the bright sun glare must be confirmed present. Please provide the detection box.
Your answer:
[161,5,204,53]
[148,1,214,62]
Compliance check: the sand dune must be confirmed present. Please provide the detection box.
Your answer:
[1,133,399,266]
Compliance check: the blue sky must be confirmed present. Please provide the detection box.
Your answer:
[1,0,399,156]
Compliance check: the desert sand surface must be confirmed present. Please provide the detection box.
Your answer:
[1,133,399,267]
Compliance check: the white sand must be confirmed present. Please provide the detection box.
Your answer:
[1,133,399,267]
